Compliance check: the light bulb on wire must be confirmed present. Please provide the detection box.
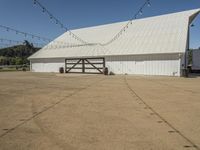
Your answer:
[139,10,143,15]
[42,8,45,13]
[147,1,151,7]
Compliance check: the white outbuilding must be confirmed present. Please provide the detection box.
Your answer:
[29,9,200,76]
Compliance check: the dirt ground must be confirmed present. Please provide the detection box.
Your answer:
[0,72,200,150]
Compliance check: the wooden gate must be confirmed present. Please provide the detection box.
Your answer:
[65,58,105,74]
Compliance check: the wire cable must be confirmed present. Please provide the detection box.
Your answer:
[33,0,90,44]
[0,38,45,47]
[32,0,151,46]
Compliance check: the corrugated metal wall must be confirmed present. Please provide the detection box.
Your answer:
[31,54,181,76]
[31,58,65,73]
[105,54,181,76]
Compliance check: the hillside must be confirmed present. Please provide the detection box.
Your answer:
[0,41,40,66]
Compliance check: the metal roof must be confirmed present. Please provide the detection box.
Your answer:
[29,9,200,59]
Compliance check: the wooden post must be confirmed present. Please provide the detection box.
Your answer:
[82,59,85,73]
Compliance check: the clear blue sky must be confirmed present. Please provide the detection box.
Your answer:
[0,0,200,48]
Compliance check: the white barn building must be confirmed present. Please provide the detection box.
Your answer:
[29,9,200,76]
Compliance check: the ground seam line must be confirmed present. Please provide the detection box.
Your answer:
[0,78,105,139]
[124,77,200,150]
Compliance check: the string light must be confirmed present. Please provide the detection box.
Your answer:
[24,0,152,48]
[0,24,76,47]
[134,15,137,19]
[0,24,52,42]
[0,38,45,47]
[100,0,151,46]
[42,7,45,13]
[139,10,143,15]
[0,37,97,50]
[147,0,151,7]
[32,0,89,45]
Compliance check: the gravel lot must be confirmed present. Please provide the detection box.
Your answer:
[0,72,200,150]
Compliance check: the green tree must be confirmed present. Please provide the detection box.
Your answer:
[15,57,23,65]
[0,40,40,66]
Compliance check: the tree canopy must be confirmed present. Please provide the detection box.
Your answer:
[0,41,40,66]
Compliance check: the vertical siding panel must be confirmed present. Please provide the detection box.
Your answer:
[32,55,181,76]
